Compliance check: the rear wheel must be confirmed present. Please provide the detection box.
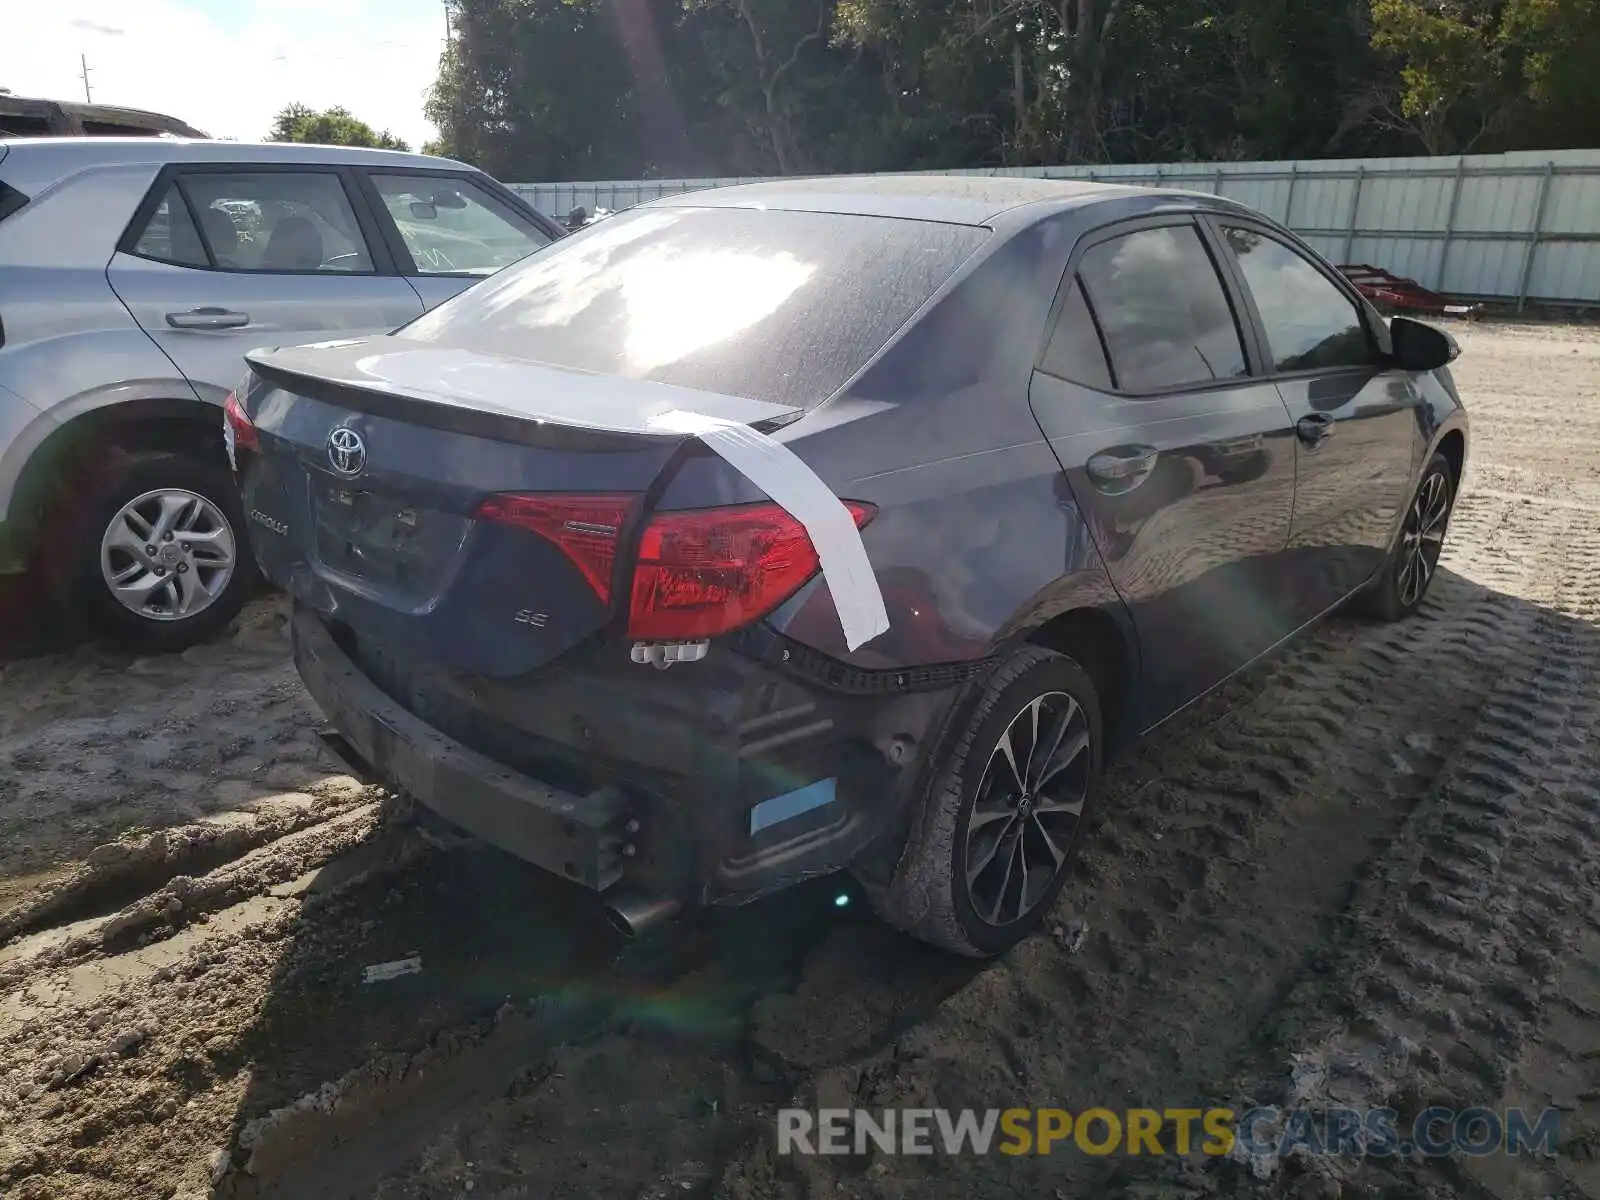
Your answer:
[63,451,256,651]
[1355,451,1455,621]
[862,646,1103,958]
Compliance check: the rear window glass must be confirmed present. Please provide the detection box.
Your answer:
[129,182,208,267]
[0,115,52,137]
[81,121,163,137]
[397,207,990,408]
[1040,276,1113,390]
[0,180,29,224]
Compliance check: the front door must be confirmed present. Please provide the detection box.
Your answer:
[107,166,423,401]
[1209,222,1422,621]
[1028,219,1300,729]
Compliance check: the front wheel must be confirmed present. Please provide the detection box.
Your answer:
[66,451,256,651]
[861,646,1103,958]
[1354,451,1456,621]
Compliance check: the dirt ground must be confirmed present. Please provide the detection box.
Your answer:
[0,319,1596,1200]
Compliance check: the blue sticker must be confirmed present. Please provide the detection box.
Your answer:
[749,777,839,835]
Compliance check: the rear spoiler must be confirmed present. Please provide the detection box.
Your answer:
[245,337,805,450]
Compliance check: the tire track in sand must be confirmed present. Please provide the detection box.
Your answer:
[1181,501,1600,1198]
[702,489,1545,1200]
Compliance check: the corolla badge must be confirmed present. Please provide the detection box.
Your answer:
[327,426,366,476]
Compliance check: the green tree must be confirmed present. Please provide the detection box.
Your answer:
[422,0,1600,183]
[1370,0,1510,152]
[1504,0,1600,144]
[1369,0,1600,153]
[267,103,410,151]
[426,0,658,179]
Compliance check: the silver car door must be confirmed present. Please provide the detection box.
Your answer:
[106,164,423,402]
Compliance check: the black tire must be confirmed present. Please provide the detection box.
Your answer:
[859,645,1104,958]
[1353,451,1455,622]
[62,451,257,652]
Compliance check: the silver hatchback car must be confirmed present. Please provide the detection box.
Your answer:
[0,138,563,649]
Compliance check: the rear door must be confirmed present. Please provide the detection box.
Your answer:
[1028,217,1299,729]
[106,163,424,401]
[1207,220,1421,620]
[355,169,558,311]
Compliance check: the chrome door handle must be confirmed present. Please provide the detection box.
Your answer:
[165,307,250,330]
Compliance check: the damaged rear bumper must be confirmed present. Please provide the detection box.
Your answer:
[291,604,958,907]
[295,606,635,890]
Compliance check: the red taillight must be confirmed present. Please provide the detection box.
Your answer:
[223,391,259,454]
[627,500,875,641]
[475,492,638,604]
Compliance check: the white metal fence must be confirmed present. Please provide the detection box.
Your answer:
[511,148,1600,307]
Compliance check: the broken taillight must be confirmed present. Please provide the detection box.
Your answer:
[475,493,876,642]
[222,390,259,468]
[475,493,639,604]
[627,500,875,641]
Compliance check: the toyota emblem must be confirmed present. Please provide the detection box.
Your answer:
[327,426,366,476]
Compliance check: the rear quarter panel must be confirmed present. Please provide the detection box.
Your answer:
[0,382,54,531]
[0,158,203,521]
[0,160,158,270]
[736,212,1132,672]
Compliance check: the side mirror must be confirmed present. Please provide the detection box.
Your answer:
[1388,316,1460,372]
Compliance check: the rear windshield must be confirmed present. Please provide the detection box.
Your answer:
[396,206,990,408]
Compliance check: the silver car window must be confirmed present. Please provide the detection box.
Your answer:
[177,171,374,274]
[370,173,552,276]
[128,182,209,269]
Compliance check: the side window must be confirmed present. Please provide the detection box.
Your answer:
[1077,225,1247,392]
[369,173,552,275]
[1040,277,1113,390]
[173,171,374,273]
[128,182,208,268]
[1221,227,1373,372]
[0,114,53,137]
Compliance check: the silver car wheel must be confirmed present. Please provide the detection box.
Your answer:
[99,487,237,622]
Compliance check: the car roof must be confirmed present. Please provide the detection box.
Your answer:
[0,136,474,174]
[0,95,208,138]
[649,173,1205,226]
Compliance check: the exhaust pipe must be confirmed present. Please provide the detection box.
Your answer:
[602,887,683,938]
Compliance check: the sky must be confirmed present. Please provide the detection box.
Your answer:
[0,0,447,149]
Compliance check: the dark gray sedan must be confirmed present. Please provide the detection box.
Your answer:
[229,176,1467,957]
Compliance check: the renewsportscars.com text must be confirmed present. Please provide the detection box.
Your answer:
[777,1106,1560,1159]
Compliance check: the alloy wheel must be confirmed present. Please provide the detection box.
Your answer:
[99,488,237,622]
[963,691,1092,927]
[1397,469,1450,609]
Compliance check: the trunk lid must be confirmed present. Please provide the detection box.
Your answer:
[239,336,802,677]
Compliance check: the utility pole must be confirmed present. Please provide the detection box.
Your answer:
[79,53,93,103]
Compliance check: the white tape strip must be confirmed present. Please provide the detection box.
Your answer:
[648,409,890,652]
